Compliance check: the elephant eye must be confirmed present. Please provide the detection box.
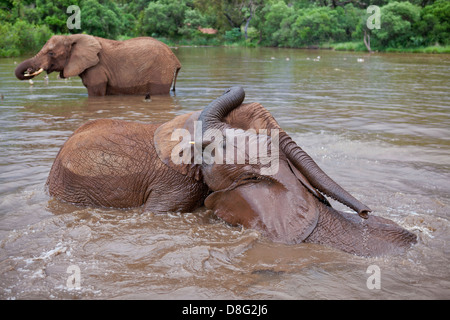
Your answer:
[243,176,259,182]
[48,52,54,56]
[241,174,267,183]
[234,172,282,189]
[242,173,279,184]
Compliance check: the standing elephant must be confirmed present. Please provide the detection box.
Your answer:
[46,87,416,257]
[15,34,181,96]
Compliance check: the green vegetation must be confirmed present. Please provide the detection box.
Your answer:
[1,0,449,57]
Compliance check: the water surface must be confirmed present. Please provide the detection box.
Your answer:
[0,47,449,299]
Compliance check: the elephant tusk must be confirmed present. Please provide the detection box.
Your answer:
[24,68,44,77]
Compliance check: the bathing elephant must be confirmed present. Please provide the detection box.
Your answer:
[15,34,181,96]
[46,87,416,257]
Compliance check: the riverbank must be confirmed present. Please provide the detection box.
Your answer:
[2,1,448,58]
[155,36,450,55]
[328,41,450,54]
[2,32,449,59]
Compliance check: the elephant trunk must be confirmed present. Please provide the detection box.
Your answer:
[15,58,43,80]
[15,59,33,80]
[198,86,246,138]
[278,132,372,217]
[305,205,417,256]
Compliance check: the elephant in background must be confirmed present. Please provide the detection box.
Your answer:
[46,87,417,257]
[15,34,181,96]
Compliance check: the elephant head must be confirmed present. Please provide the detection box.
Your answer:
[15,34,101,81]
[156,87,416,256]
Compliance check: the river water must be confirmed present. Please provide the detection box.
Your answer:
[0,47,449,299]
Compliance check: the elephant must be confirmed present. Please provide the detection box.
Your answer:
[15,34,181,96]
[46,87,417,257]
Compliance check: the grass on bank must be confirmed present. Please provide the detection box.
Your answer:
[329,41,450,54]
[162,37,450,54]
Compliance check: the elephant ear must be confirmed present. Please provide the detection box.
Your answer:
[63,34,102,78]
[154,111,203,181]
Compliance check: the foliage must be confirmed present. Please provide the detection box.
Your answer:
[136,0,188,38]
[260,0,294,47]
[0,0,449,57]
[178,7,217,39]
[331,41,366,52]
[34,0,80,33]
[0,19,53,57]
[224,28,242,43]
[417,0,450,45]
[290,7,343,47]
[370,1,421,48]
[80,0,125,38]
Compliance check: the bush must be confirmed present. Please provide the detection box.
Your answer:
[417,0,450,45]
[178,8,216,39]
[290,7,341,47]
[261,1,294,47]
[0,20,53,57]
[80,0,124,39]
[334,4,362,42]
[35,0,81,34]
[137,0,187,38]
[371,1,421,48]
[0,23,20,57]
[332,41,366,52]
[224,28,242,43]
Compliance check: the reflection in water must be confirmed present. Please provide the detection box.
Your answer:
[0,48,449,299]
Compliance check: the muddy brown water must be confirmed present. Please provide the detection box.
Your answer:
[0,47,449,299]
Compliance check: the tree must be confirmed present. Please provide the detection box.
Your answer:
[0,19,52,57]
[137,0,188,37]
[261,1,294,47]
[334,4,361,41]
[417,0,450,45]
[370,1,421,48]
[34,0,81,33]
[79,0,125,39]
[354,5,378,52]
[177,7,217,39]
[290,7,341,47]
[194,0,262,33]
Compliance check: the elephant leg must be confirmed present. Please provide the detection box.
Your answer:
[87,83,107,96]
[81,69,108,96]
[143,174,208,214]
[172,67,180,92]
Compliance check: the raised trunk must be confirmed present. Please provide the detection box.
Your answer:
[278,132,372,217]
[305,205,417,256]
[198,86,246,138]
